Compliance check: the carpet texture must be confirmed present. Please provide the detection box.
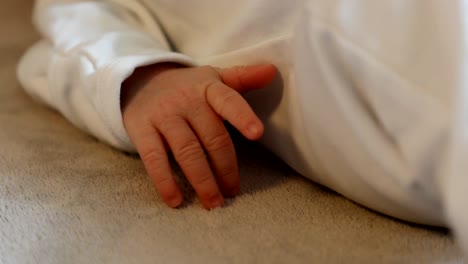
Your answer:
[0,1,464,263]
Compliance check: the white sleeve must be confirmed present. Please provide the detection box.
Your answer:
[17,0,196,152]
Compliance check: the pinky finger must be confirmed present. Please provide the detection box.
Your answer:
[135,129,183,208]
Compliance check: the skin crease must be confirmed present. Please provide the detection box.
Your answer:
[121,63,277,209]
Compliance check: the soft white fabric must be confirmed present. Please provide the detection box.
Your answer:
[17,0,468,253]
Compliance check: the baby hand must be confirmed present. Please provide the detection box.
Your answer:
[121,63,277,209]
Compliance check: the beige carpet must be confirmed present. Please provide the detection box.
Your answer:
[0,1,464,263]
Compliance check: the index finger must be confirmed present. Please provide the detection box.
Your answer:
[205,81,264,141]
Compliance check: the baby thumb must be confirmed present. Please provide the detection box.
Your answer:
[217,64,277,94]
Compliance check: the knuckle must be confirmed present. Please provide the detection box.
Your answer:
[233,66,246,87]
[151,101,178,124]
[174,139,205,164]
[203,132,232,152]
[156,115,180,132]
[200,79,220,94]
[153,174,173,188]
[192,174,213,187]
[217,165,238,180]
[155,89,201,116]
[140,149,166,170]
[220,90,239,105]
[178,86,199,102]
[187,104,204,120]
[215,90,239,115]
[231,111,245,123]
[176,88,205,116]
[156,96,178,112]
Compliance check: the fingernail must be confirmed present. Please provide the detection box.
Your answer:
[248,123,259,136]
[167,195,183,208]
[210,195,224,209]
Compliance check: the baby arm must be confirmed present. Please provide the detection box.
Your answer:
[121,63,277,209]
[18,0,196,151]
[19,0,277,209]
